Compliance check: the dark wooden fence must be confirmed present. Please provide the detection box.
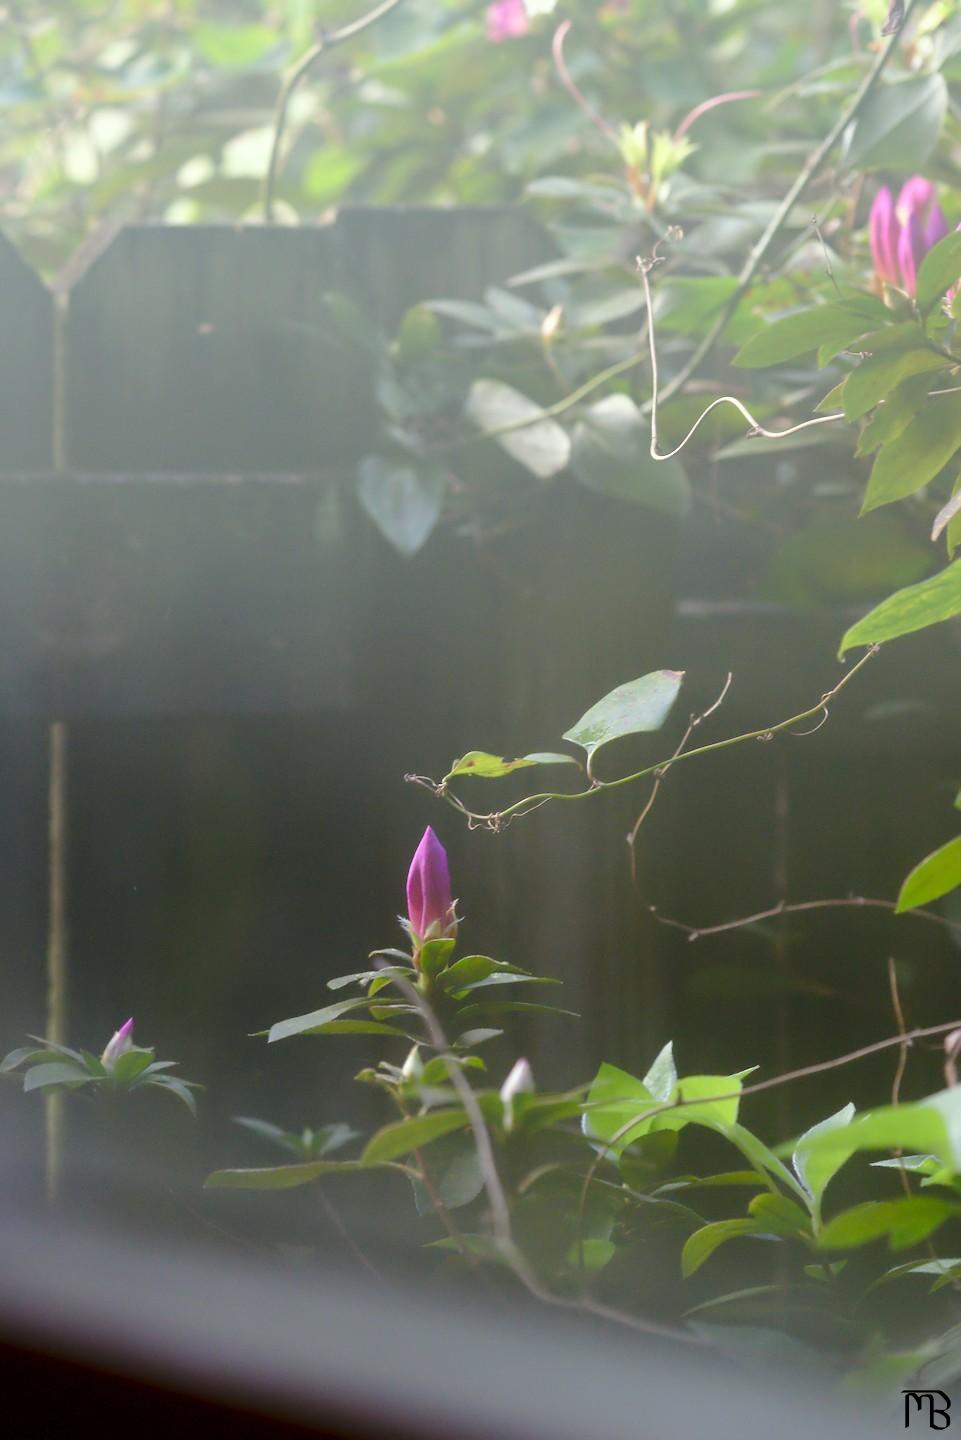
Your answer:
[2,210,959,1203]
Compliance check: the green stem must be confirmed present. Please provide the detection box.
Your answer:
[652,0,922,408]
[440,645,878,828]
[262,0,407,222]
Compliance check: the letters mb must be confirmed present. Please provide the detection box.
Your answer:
[903,1390,952,1430]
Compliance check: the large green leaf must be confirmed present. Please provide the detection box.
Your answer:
[855,373,933,456]
[818,1197,961,1252]
[733,300,883,369]
[792,1103,856,1220]
[839,558,961,653]
[682,1219,761,1277]
[861,395,961,512]
[268,996,384,1043]
[917,231,961,312]
[896,835,961,912]
[843,74,948,171]
[465,379,571,479]
[570,394,690,516]
[362,1109,469,1163]
[843,348,944,423]
[562,670,683,767]
[357,456,445,557]
[22,1062,94,1092]
[205,1160,368,1190]
[791,1087,961,1174]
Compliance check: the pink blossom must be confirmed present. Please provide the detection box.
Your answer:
[406,827,457,948]
[101,1017,134,1068]
[486,0,529,42]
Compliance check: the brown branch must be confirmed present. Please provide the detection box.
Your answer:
[649,894,961,943]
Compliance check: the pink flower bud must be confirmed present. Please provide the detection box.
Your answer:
[101,1017,134,1068]
[869,186,899,287]
[486,0,529,42]
[894,177,948,296]
[406,827,457,947]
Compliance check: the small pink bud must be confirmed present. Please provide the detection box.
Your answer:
[869,186,899,287]
[101,1017,134,1068]
[894,176,948,296]
[406,827,457,949]
[486,0,529,42]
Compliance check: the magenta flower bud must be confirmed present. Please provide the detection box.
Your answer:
[486,0,529,42]
[894,176,948,296]
[101,1017,134,1068]
[869,186,899,287]
[406,827,457,947]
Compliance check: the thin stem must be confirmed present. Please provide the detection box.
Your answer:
[639,256,844,459]
[649,893,961,942]
[627,672,732,883]
[383,966,698,1344]
[653,0,922,407]
[420,644,877,831]
[578,1016,961,1244]
[262,0,406,221]
[45,721,69,1209]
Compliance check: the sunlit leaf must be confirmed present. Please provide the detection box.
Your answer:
[562,670,684,765]
[896,835,961,912]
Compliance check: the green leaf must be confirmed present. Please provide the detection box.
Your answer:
[562,670,684,766]
[440,955,525,990]
[148,1075,199,1114]
[861,395,961,513]
[361,1110,468,1164]
[818,1197,961,1251]
[417,937,456,979]
[455,1000,579,1021]
[792,1103,856,1217]
[1,1047,47,1073]
[843,74,948,172]
[897,835,961,912]
[582,1063,658,1152]
[205,1160,368,1190]
[790,1087,961,1174]
[682,1219,761,1278]
[357,456,444,557]
[564,1237,616,1272]
[570,394,690,517]
[856,373,933,456]
[842,348,944,423]
[327,966,412,991]
[643,1040,678,1104]
[193,22,280,68]
[733,301,883,369]
[443,750,576,781]
[465,380,571,479]
[917,231,961,312]
[724,1123,807,1199]
[655,277,740,336]
[268,996,381,1043]
[110,1048,156,1084]
[411,1137,484,1215]
[839,558,961,653]
[23,1062,94,1092]
[748,1192,812,1237]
